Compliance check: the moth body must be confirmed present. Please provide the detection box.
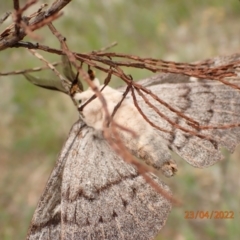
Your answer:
[74,78,177,177]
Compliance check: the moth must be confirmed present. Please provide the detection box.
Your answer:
[26,54,240,240]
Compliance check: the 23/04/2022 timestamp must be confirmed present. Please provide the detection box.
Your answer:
[185,211,234,219]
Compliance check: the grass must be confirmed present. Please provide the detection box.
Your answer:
[0,1,240,239]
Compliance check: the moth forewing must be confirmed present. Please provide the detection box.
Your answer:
[27,121,172,240]
[26,122,83,240]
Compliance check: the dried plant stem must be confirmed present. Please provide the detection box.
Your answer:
[0,62,61,76]
[28,49,70,91]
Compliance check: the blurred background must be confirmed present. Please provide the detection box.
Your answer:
[0,0,240,239]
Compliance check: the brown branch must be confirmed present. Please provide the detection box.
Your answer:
[12,40,240,90]
[45,0,72,17]
[92,41,118,53]
[5,6,240,136]
[131,86,172,134]
[115,66,200,128]
[13,0,20,35]
[20,20,41,40]
[47,22,84,91]
[18,0,38,15]
[111,84,131,121]
[47,23,117,142]
[29,12,63,32]
[93,51,240,75]
[0,0,70,51]
[13,0,38,37]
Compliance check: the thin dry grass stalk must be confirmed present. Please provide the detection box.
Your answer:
[0,11,11,25]
[0,62,61,76]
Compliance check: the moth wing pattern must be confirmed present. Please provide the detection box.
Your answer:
[135,76,240,168]
[26,122,82,239]
[27,121,172,240]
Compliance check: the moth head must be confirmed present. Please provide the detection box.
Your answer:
[73,92,83,106]
[73,91,92,107]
